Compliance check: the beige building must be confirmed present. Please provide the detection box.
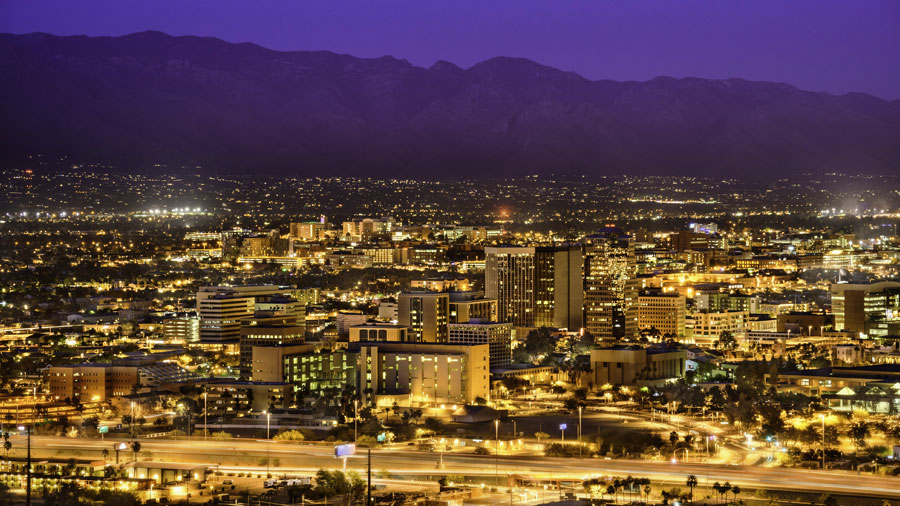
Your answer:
[830,282,900,334]
[47,364,139,402]
[251,343,314,382]
[449,321,512,369]
[162,316,199,343]
[358,342,490,404]
[349,322,410,342]
[290,217,328,241]
[398,291,449,343]
[589,346,686,386]
[636,293,686,337]
[687,310,749,347]
[449,292,498,323]
[197,285,287,345]
[240,324,305,379]
[280,342,491,405]
[410,278,472,292]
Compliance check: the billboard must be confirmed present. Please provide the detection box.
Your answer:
[335,444,356,458]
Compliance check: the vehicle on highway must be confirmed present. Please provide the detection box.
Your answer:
[264,477,312,489]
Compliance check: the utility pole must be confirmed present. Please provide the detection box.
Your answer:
[578,406,582,459]
[494,419,499,485]
[18,425,31,506]
[203,391,208,442]
[266,410,272,478]
[354,399,359,442]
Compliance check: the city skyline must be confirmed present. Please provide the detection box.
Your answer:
[1,3,900,506]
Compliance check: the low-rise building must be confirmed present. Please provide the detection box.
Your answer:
[589,345,686,387]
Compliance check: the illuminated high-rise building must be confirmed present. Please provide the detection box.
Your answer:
[583,226,638,341]
[484,245,583,329]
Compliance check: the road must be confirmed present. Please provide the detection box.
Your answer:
[12,435,900,499]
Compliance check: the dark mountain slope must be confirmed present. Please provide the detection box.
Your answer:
[1,31,898,177]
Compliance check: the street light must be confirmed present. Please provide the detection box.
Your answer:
[354,399,359,442]
[578,406,583,459]
[820,414,826,469]
[203,391,208,442]
[18,425,30,506]
[265,410,272,478]
[494,419,499,485]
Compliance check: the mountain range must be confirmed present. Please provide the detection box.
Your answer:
[1,31,899,178]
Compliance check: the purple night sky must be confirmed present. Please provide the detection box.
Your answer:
[1,0,899,99]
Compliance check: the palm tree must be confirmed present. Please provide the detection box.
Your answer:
[101,448,109,464]
[713,482,722,504]
[643,483,652,503]
[130,441,141,462]
[731,485,740,504]
[686,475,698,503]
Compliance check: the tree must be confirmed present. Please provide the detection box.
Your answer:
[129,441,141,462]
[516,327,557,363]
[847,421,870,453]
[2,432,10,464]
[670,431,679,447]
[534,431,550,442]
[0,483,13,506]
[715,331,738,351]
[424,417,444,434]
[822,496,839,506]
[731,485,741,504]
[686,475,698,503]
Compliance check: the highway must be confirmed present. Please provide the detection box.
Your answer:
[12,435,900,499]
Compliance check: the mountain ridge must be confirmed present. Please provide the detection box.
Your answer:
[1,30,898,177]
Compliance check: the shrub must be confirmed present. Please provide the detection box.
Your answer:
[274,430,306,442]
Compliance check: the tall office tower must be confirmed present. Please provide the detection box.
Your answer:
[398,291,450,343]
[583,227,637,341]
[484,246,583,329]
[197,285,286,347]
[831,281,900,334]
